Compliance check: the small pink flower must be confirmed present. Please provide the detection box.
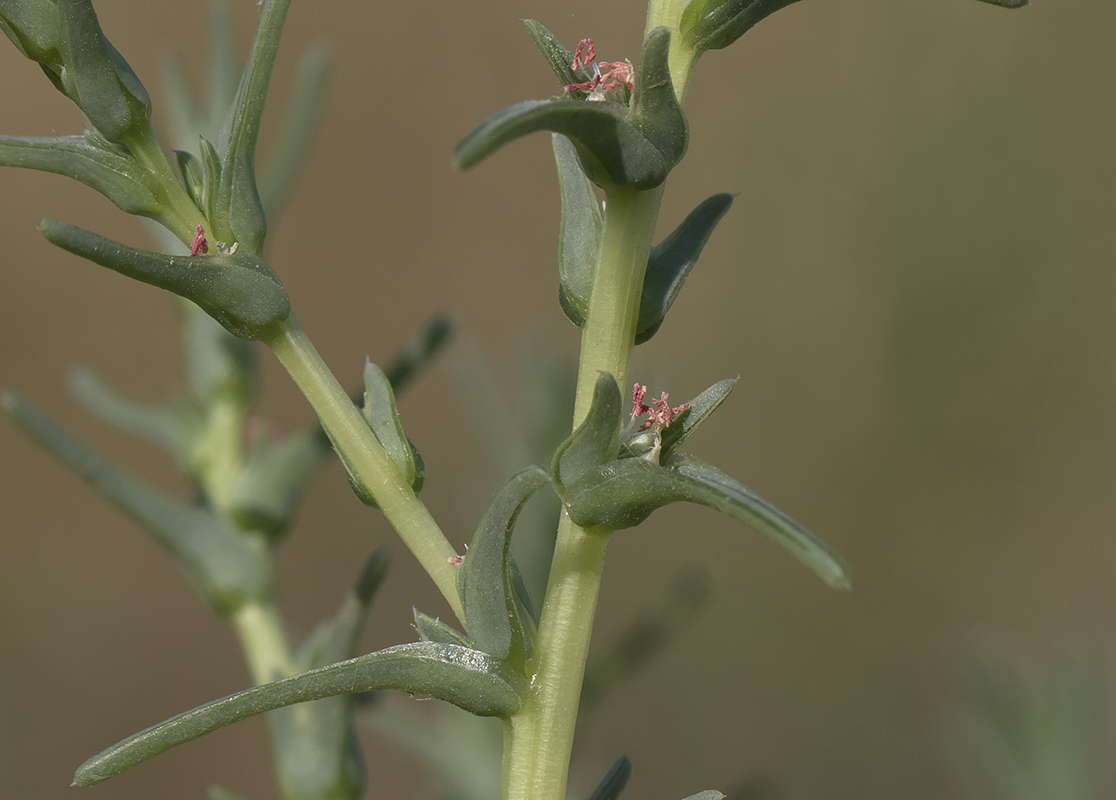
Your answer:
[564,38,634,95]
[190,224,209,256]
[631,383,690,431]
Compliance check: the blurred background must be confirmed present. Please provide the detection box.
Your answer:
[1,0,1113,798]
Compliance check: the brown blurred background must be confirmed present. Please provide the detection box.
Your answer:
[2,0,1113,798]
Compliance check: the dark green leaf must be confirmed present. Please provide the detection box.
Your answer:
[552,372,622,492]
[972,0,1028,7]
[680,0,805,54]
[636,193,733,344]
[0,0,63,66]
[522,18,590,95]
[73,642,528,786]
[629,27,687,172]
[413,610,470,648]
[39,219,290,340]
[454,98,668,191]
[212,0,295,252]
[55,0,152,145]
[563,454,849,588]
[198,136,223,222]
[67,365,196,466]
[362,361,418,488]
[228,426,332,538]
[554,132,600,330]
[175,149,206,212]
[459,465,550,665]
[0,134,157,216]
[587,755,632,800]
[659,377,737,459]
[1,392,273,616]
[259,43,331,217]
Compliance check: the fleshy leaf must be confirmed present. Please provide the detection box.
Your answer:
[522,18,590,95]
[175,149,206,212]
[659,377,737,459]
[228,426,332,538]
[562,453,849,588]
[67,365,196,466]
[55,0,152,145]
[198,136,223,222]
[413,610,470,648]
[552,372,622,493]
[455,27,686,191]
[0,134,157,216]
[679,792,726,800]
[587,755,632,800]
[361,362,418,489]
[39,219,290,340]
[212,0,296,252]
[636,193,733,344]
[73,642,528,786]
[554,132,601,330]
[458,465,551,665]
[1,392,273,616]
[0,0,64,65]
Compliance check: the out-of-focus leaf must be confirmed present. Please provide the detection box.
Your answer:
[554,133,601,330]
[212,0,295,252]
[67,365,197,465]
[295,550,391,670]
[659,377,737,459]
[40,219,290,340]
[552,372,622,492]
[73,641,529,786]
[0,134,157,215]
[228,425,332,538]
[459,465,551,665]
[1,392,273,616]
[587,755,632,800]
[562,449,849,589]
[384,314,454,392]
[258,43,330,216]
[636,193,733,344]
[208,787,248,800]
[581,567,709,710]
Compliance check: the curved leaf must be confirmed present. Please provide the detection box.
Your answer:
[629,27,687,172]
[554,132,601,330]
[362,361,419,489]
[39,219,290,340]
[459,465,551,665]
[636,193,733,344]
[413,610,470,648]
[0,134,157,215]
[73,642,528,786]
[587,755,632,800]
[552,372,622,492]
[563,454,849,589]
[0,0,64,65]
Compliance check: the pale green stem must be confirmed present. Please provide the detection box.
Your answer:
[233,599,295,685]
[502,188,664,800]
[264,315,465,623]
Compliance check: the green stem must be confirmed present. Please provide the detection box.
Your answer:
[503,188,663,800]
[233,599,295,685]
[263,315,465,623]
